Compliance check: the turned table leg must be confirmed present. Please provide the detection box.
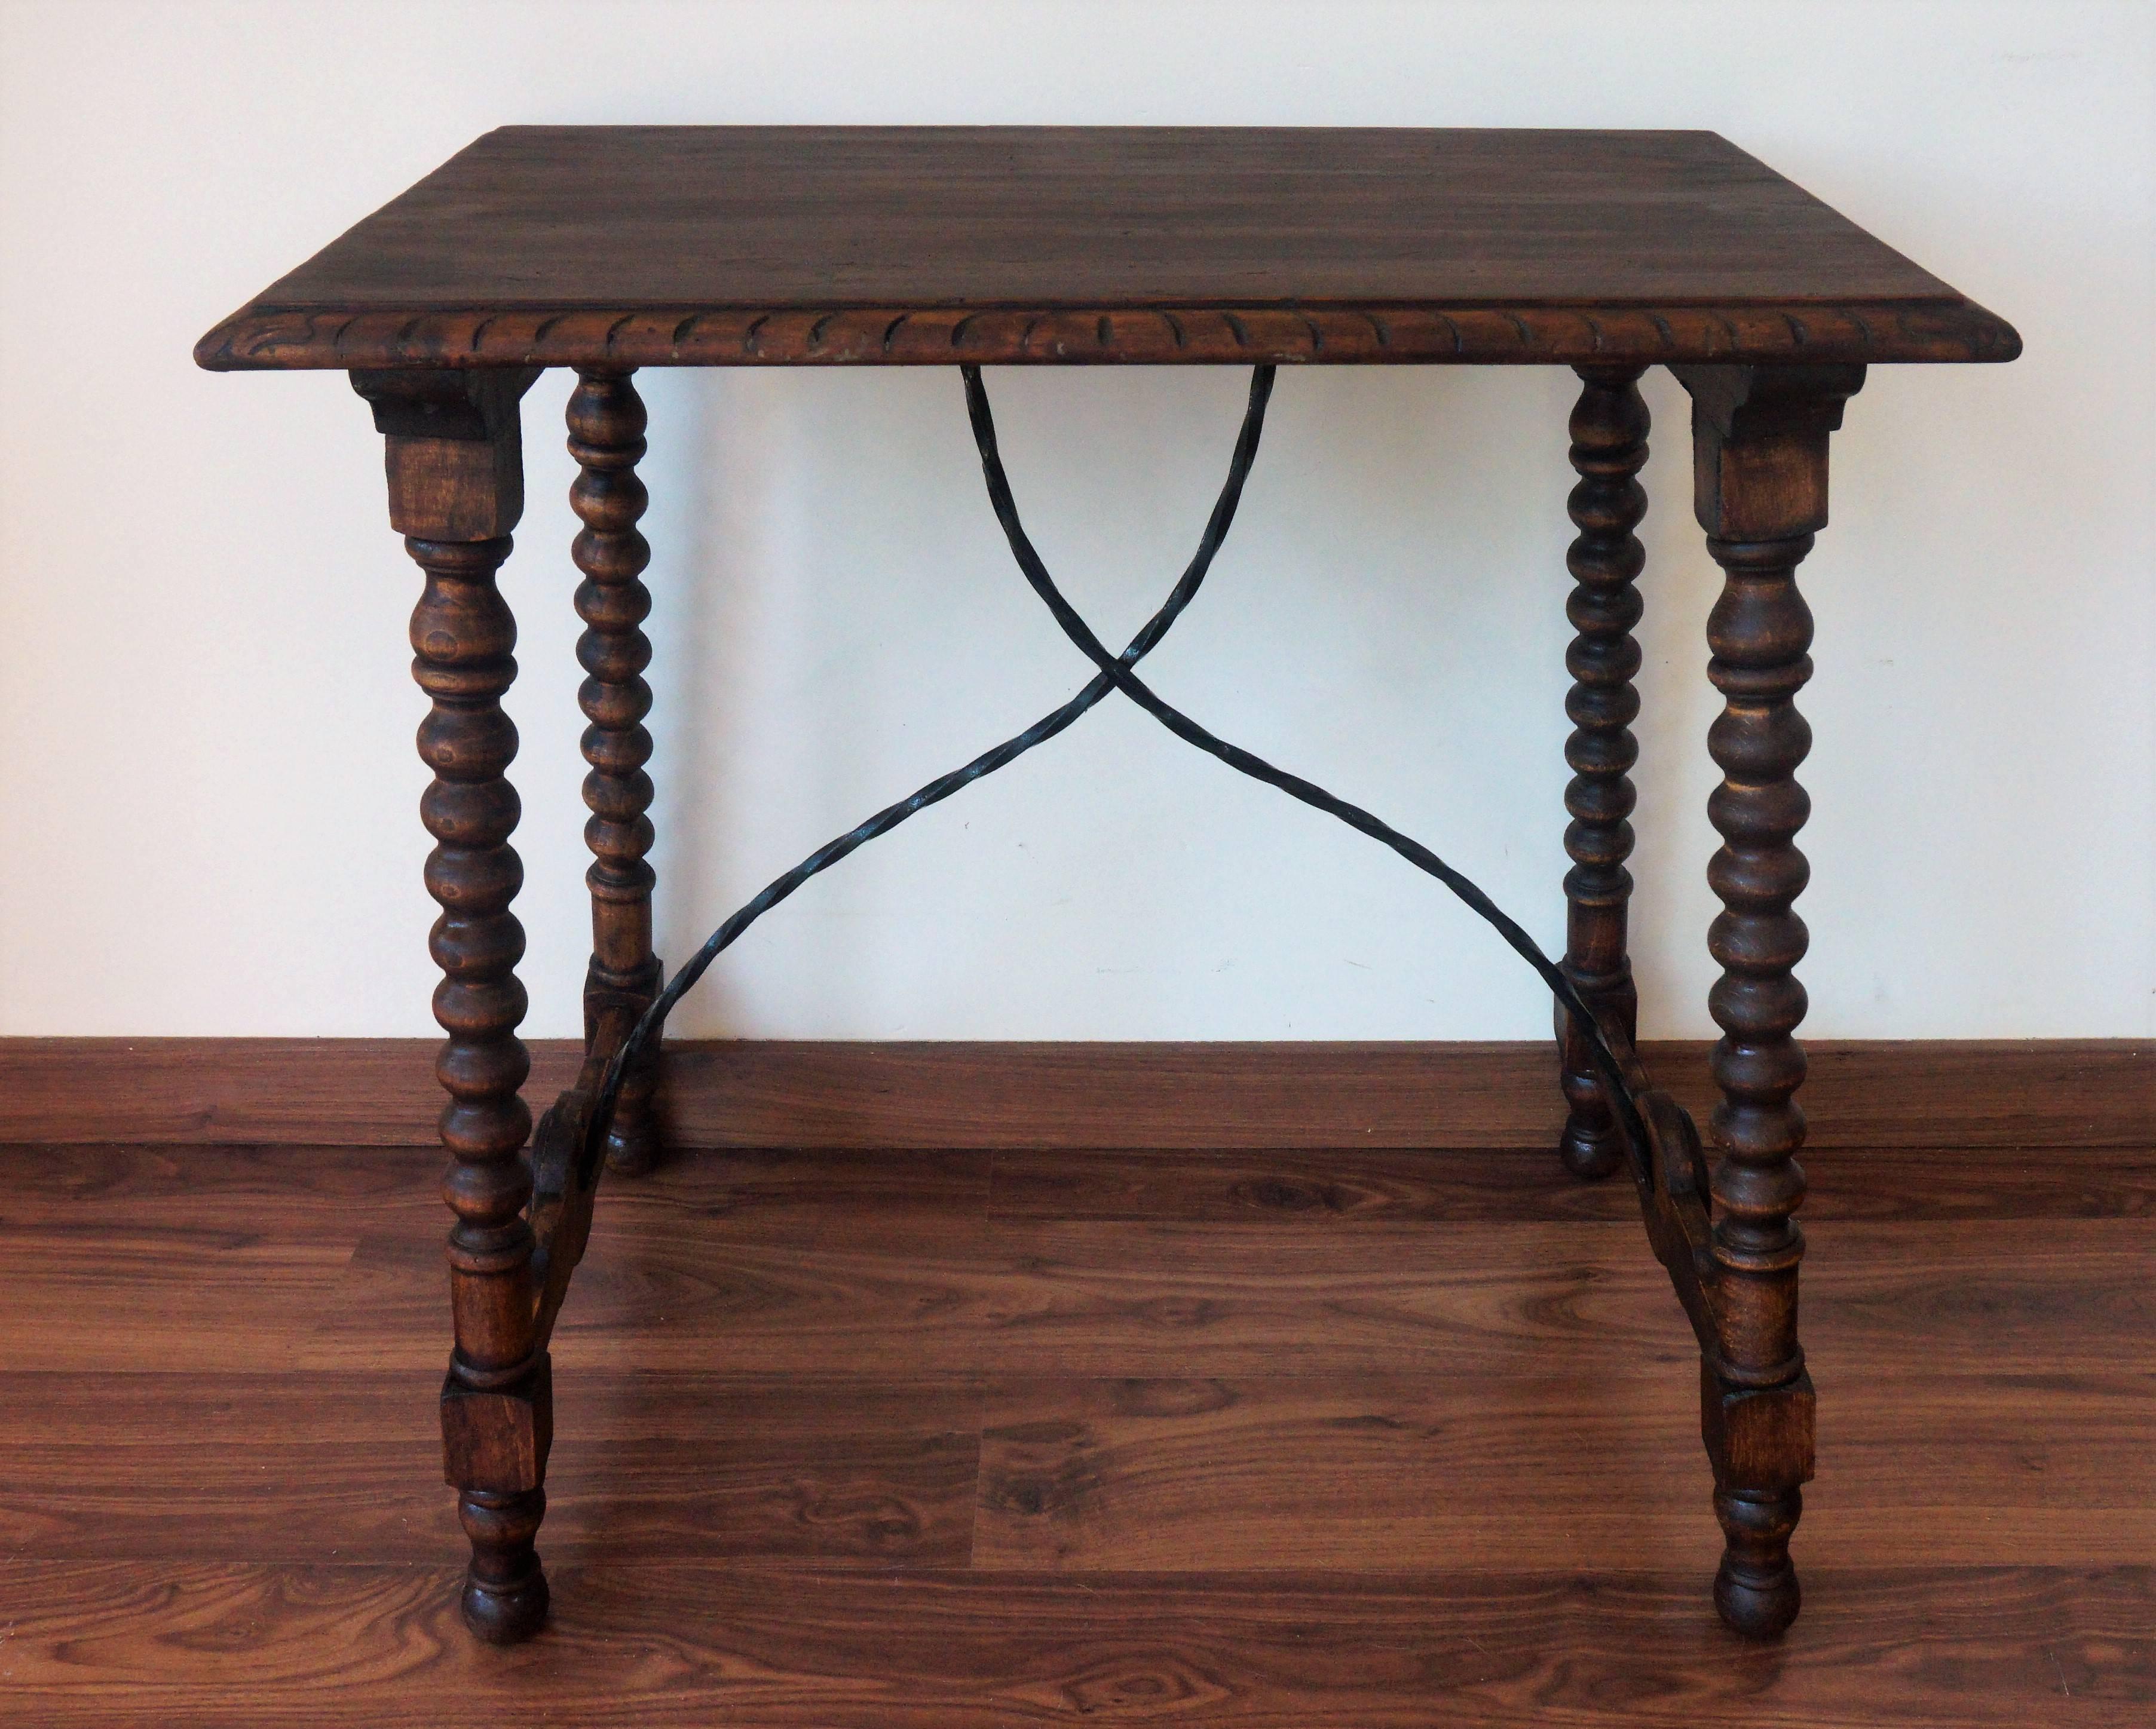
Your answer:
[568,367,664,1173]
[354,367,552,1644]
[1555,364,1649,1179]
[1673,362,1863,1637]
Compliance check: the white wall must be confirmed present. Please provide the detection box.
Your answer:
[0,0,2148,1041]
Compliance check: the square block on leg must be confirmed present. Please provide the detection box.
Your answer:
[1701,1362,1814,1491]
[442,1354,553,1494]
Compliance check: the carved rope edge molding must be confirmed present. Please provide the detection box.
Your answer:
[196,301,2022,371]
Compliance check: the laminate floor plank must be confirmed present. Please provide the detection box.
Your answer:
[4,1132,2150,1724]
[987,1144,2156,1224]
[0,1562,2143,1727]
[10,1139,2147,1228]
[0,1372,982,1567]
[0,1142,431,1211]
[972,1370,2156,1571]
[301,1210,2156,1380]
[12,1366,2136,1575]
[0,1221,356,1373]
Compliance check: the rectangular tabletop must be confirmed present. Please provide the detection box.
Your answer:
[197,127,2018,371]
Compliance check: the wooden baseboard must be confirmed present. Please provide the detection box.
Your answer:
[0,1037,2143,1150]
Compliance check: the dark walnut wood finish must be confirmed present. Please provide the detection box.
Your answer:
[567,368,664,1176]
[197,127,2018,372]
[1674,361,1865,1635]
[200,126,2018,1647]
[351,366,554,1644]
[1554,365,1649,1180]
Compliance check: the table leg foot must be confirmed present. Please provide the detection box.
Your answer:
[1557,1106,1626,1180]
[1713,1486,1802,1638]
[458,1488,550,1644]
[599,1096,662,1177]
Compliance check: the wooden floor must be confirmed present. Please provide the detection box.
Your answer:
[1,1133,2150,1725]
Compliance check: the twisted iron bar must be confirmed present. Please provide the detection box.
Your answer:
[573,365,1276,1185]
[577,364,1645,1188]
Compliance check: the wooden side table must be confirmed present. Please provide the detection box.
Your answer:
[197,126,2019,1645]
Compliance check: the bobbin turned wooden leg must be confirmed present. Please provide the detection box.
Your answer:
[568,367,664,1174]
[353,366,552,1644]
[1554,364,1649,1179]
[1672,362,1863,1638]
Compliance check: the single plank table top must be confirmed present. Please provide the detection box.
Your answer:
[195,126,2019,370]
